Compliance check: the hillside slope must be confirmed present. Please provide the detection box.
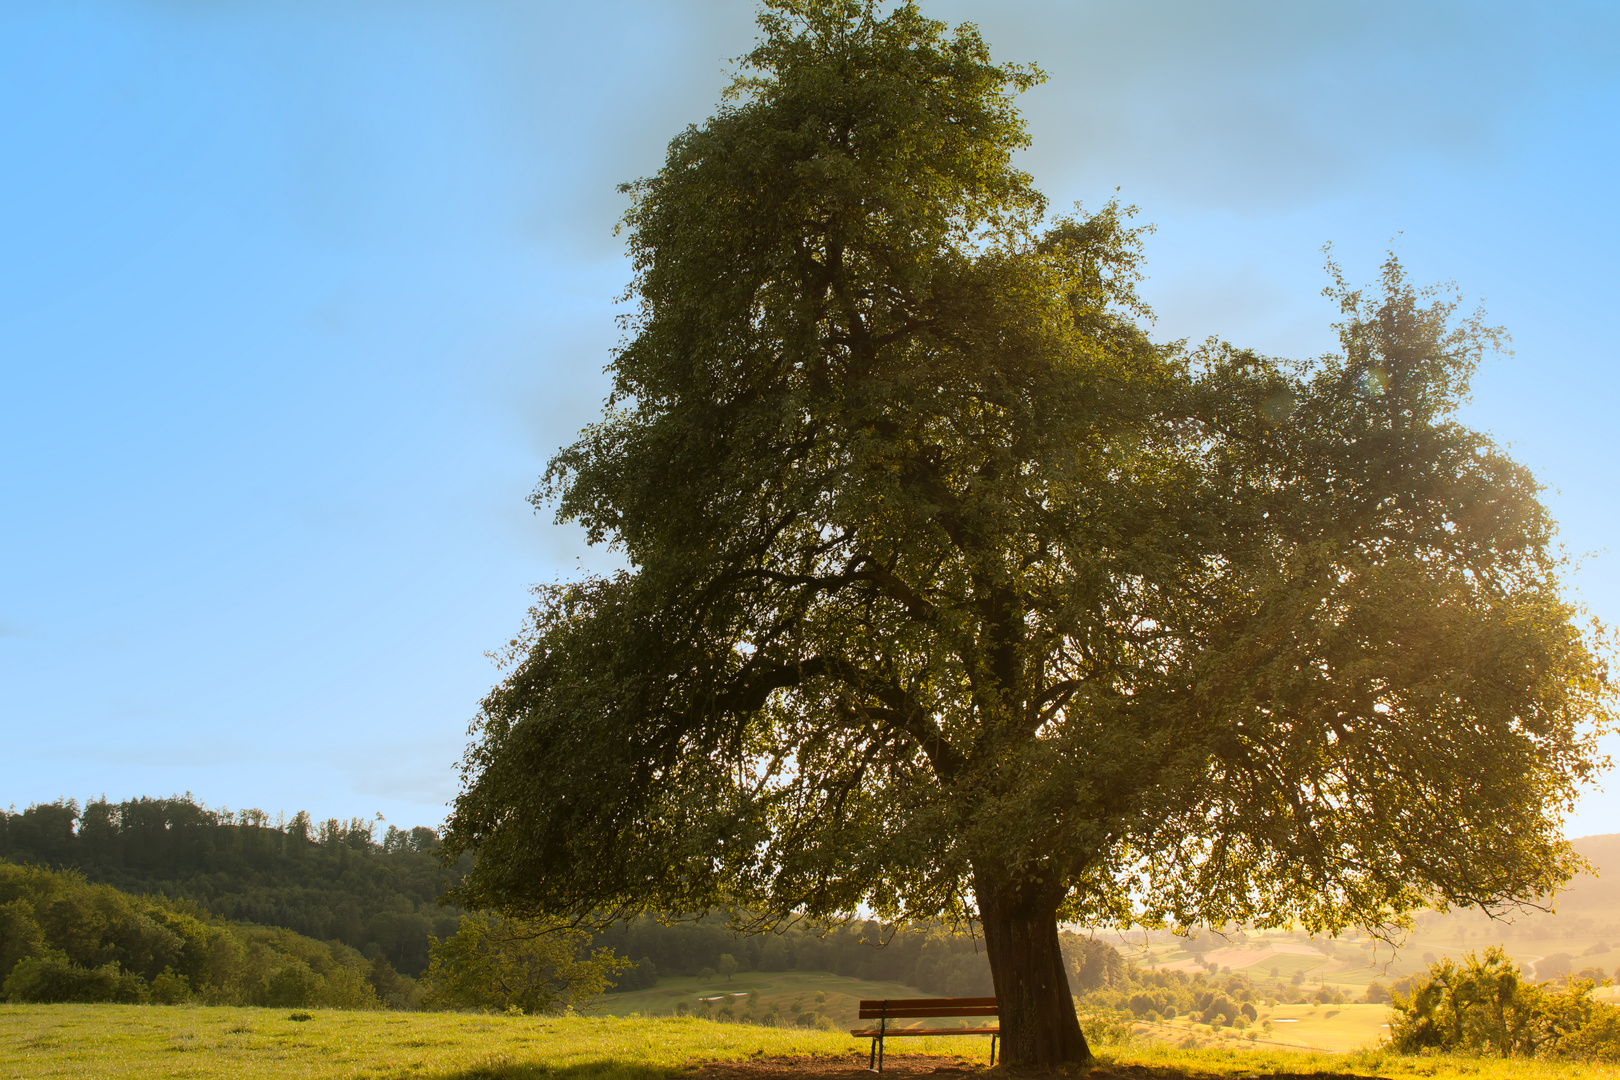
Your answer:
[0,796,462,975]
[0,858,415,1007]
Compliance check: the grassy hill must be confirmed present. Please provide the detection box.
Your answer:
[1090,832,1620,997]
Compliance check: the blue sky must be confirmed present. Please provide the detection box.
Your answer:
[4,0,1618,840]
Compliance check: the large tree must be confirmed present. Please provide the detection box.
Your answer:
[443,0,1614,1066]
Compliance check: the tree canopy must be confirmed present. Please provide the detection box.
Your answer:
[442,0,1615,1065]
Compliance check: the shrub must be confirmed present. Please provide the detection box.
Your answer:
[316,964,380,1009]
[421,914,623,1015]
[266,961,320,1007]
[149,968,191,1004]
[4,955,146,1003]
[1390,947,1617,1059]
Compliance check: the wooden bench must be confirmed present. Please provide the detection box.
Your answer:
[851,997,999,1072]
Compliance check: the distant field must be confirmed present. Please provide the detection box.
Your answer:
[1108,832,1620,997]
[1123,1002,1389,1054]
[1130,929,1619,997]
[593,970,996,1035]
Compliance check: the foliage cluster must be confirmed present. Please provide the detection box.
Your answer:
[0,858,413,1008]
[1073,961,1347,1029]
[1389,947,1620,1060]
[0,796,460,975]
[421,914,626,1015]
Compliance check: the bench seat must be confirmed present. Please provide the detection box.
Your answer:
[851,997,999,1072]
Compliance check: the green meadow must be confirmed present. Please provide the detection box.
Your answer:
[7,1003,1620,1080]
[0,1005,865,1080]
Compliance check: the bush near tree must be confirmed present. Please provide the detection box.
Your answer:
[420,914,625,1015]
[1390,947,1620,1060]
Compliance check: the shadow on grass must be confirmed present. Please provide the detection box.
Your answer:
[425,1064,676,1080]
[1087,1068,1389,1080]
[421,1054,1396,1080]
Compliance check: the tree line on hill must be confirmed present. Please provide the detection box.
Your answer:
[0,796,1132,1005]
[593,912,1128,1000]
[0,858,418,1008]
[0,845,1115,1015]
[0,797,462,976]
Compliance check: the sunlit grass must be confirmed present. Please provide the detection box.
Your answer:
[1101,1042,1620,1078]
[0,1004,982,1080]
[4,1004,1617,1080]
[0,1005,852,1080]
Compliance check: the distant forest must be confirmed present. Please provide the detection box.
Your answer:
[0,795,1124,998]
[0,858,416,1008]
[595,914,1125,1000]
[0,797,463,976]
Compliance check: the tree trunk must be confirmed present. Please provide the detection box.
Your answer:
[974,868,1093,1069]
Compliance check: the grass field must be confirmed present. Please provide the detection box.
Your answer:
[5,1004,1619,1080]
[1112,1042,1620,1080]
[0,1004,876,1080]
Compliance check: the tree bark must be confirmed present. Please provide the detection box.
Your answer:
[974,868,1093,1069]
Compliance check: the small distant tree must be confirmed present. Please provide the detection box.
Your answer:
[717,953,739,981]
[1064,936,1125,993]
[421,915,625,1014]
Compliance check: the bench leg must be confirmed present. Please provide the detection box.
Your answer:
[990,1035,997,1068]
[877,1035,885,1073]
[868,1037,877,1072]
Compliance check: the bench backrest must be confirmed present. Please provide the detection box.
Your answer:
[857,997,997,1020]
